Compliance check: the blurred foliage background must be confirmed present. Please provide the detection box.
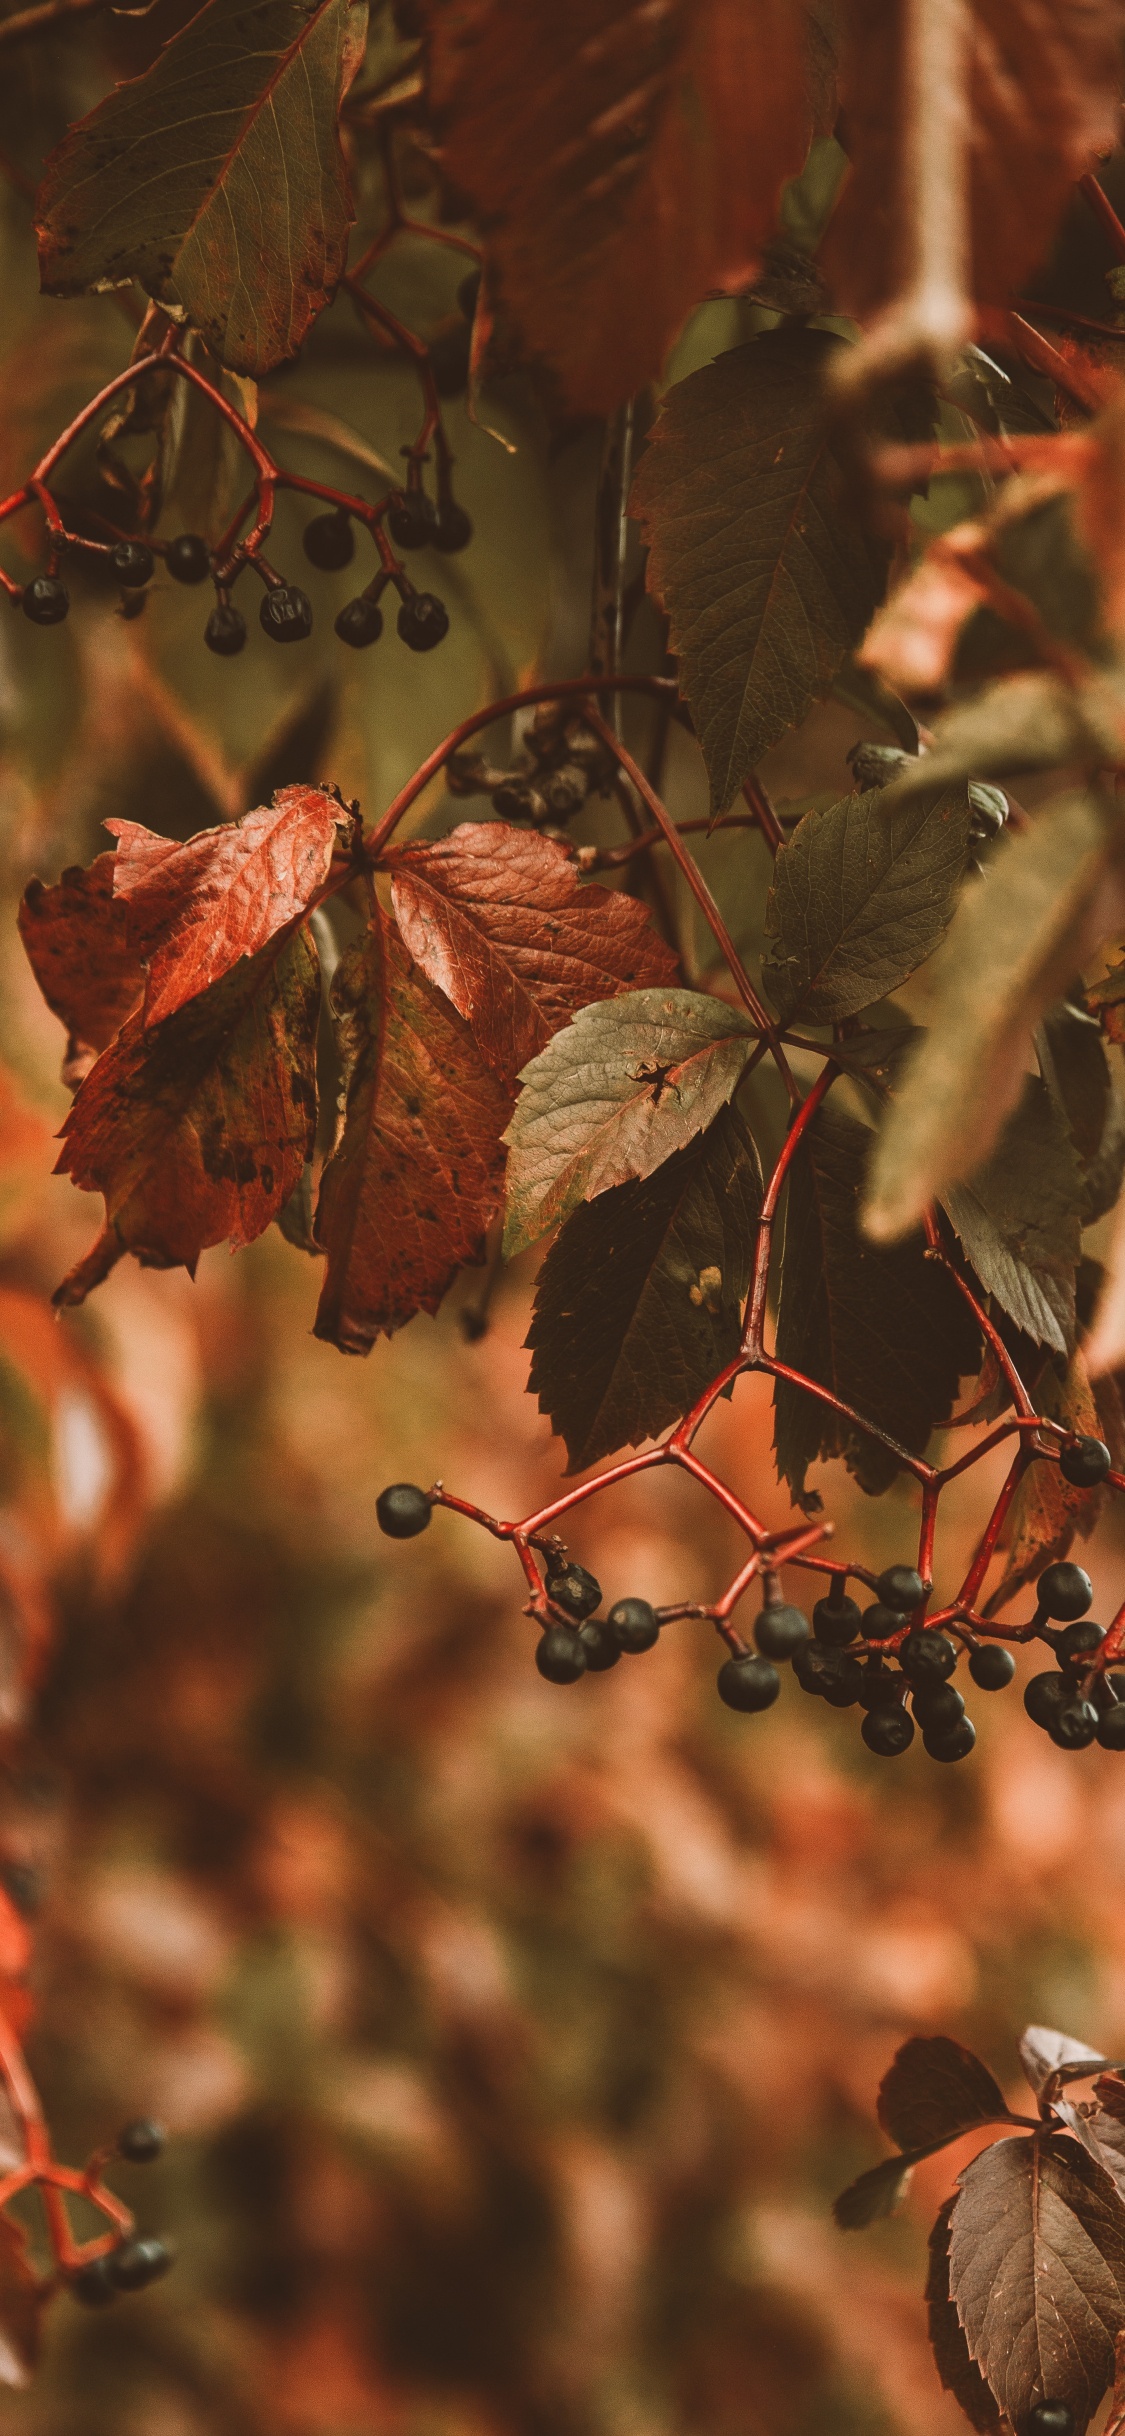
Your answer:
[1,6,1125,2433]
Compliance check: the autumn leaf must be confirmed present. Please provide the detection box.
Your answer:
[986,1352,1106,1611]
[108,788,353,1027]
[502,989,757,1261]
[948,2130,1125,2433]
[314,909,509,1355]
[761,780,972,1025]
[1021,2027,1112,2100]
[833,2151,925,2231]
[388,821,678,1087]
[525,1106,762,1474]
[631,331,890,814]
[943,1079,1086,1355]
[925,2200,1003,2435]
[877,2036,1012,2155]
[54,929,320,1302]
[18,853,143,1085]
[36,0,368,376]
[774,1101,980,1506]
[426,0,815,416]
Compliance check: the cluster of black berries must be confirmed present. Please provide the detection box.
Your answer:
[445,700,617,832]
[69,2118,172,2308]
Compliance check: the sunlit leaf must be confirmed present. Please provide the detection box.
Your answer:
[948,2130,1125,2434]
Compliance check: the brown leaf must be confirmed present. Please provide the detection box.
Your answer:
[18,854,144,1087]
[0,2214,44,2389]
[987,1353,1105,1611]
[314,909,510,1354]
[877,2035,1011,2155]
[389,821,677,1087]
[925,2199,1002,2435]
[948,2130,1125,2433]
[1021,2026,1111,2098]
[426,0,814,414]
[109,788,352,1025]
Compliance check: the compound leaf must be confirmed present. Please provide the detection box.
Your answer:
[631,330,891,813]
[762,780,972,1024]
[389,821,677,1086]
[18,853,143,1084]
[948,2131,1125,2434]
[314,909,509,1354]
[877,2035,1012,2155]
[526,1105,762,1473]
[37,0,368,376]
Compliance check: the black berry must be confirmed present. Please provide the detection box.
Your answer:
[70,2255,117,2307]
[1024,1671,1067,1728]
[792,1642,834,1695]
[457,268,481,322]
[754,1602,809,1659]
[1049,1699,1099,1750]
[302,512,354,571]
[875,1565,927,1612]
[375,1482,432,1539]
[110,538,154,587]
[22,574,68,625]
[813,1593,861,1647]
[549,1565,601,1621]
[858,1662,901,1711]
[535,1627,586,1685]
[428,324,471,397]
[107,2236,173,2293]
[862,1707,915,1757]
[862,1602,905,1642]
[1097,1702,1125,1749]
[204,603,246,656]
[398,591,449,651]
[335,595,383,648]
[432,498,473,553]
[260,584,312,642]
[1059,1435,1112,1487]
[577,1620,620,1673]
[820,1653,865,1708]
[717,1654,780,1714]
[1053,1619,1105,1660]
[1037,1562,1093,1620]
[969,1643,1016,1690]
[165,532,210,584]
[117,2117,166,2164]
[1026,2405,1074,2436]
[388,494,437,550]
[899,1631,957,1684]
[608,1598,660,1654]
[923,1716,976,1762]
[911,1682,965,1734]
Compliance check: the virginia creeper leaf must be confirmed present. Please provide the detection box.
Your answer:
[502,989,756,1260]
[18,853,143,1084]
[1056,2099,1125,2208]
[389,822,678,1086]
[1039,1002,1125,1226]
[832,2151,922,2232]
[1021,2027,1112,2099]
[986,1353,1106,1612]
[426,0,814,415]
[631,330,891,813]
[761,780,972,1024]
[36,0,368,376]
[54,929,320,1301]
[525,1105,762,1474]
[943,1079,1086,1356]
[948,2131,1125,2434]
[314,909,509,1354]
[877,2035,1011,2156]
[108,787,353,1026]
[878,671,1125,800]
[865,793,1125,1244]
[926,2199,1003,2436]
[774,1101,980,1506]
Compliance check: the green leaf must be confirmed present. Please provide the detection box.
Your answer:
[631,329,890,813]
[942,1079,1086,1355]
[761,781,972,1025]
[501,989,756,1259]
[36,0,368,376]
[865,793,1125,1244]
[526,1106,762,1474]
[774,1101,980,1506]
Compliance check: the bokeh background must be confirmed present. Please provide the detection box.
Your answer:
[2,11,1125,2431]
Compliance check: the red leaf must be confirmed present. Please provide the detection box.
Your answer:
[18,854,144,1084]
[108,787,354,1026]
[314,908,510,1354]
[54,929,320,1301]
[389,822,678,1084]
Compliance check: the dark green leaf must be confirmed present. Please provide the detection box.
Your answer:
[925,2199,1003,2434]
[774,1102,980,1507]
[877,2036,1012,2155]
[631,329,890,813]
[526,1107,762,1474]
[942,1079,1085,1355]
[948,2131,1125,2434]
[761,782,972,1025]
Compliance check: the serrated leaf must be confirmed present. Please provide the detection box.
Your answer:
[865,793,1125,1245]
[943,1079,1085,1356]
[631,329,890,813]
[427,0,813,415]
[36,0,368,376]
[925,2199,1003,2435]
[389,822,677,1087]
[877,2035,1011,2155]
[18,853,144,1084]
[502,989,756,1260]
[1057,2101,1125,2208]
[987,1354,1105,1611]
[109,788,351,1027]
[1021,2027,1112,2098]
[832,2151,920,2231]
[314,909,509,1354]
[948,2131,1125,2434]
[761,780,971,1024]
[773,1101,981,1506]
[54,929,320,1303]
[525,1105,762,1474]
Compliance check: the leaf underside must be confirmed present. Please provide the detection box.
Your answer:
[18,853,143,1071]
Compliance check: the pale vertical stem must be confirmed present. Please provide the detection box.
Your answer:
[834,0,972,390]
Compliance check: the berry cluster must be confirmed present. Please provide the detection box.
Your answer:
[445,699,617,833]
[67,2115,173,2308]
